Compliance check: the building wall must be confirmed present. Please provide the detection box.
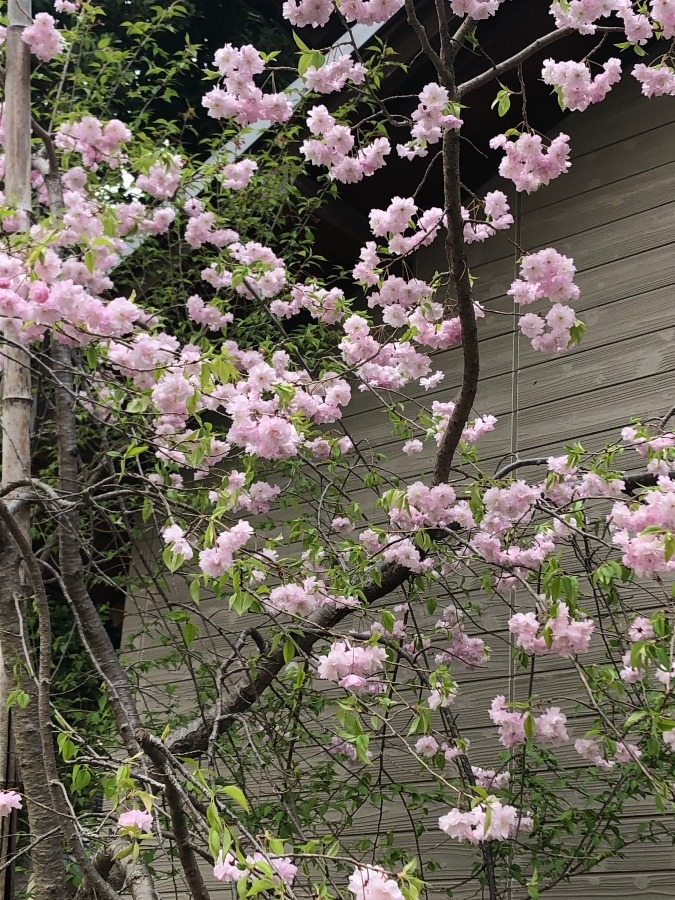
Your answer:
[122,72,675,899]
[411,72,675,899]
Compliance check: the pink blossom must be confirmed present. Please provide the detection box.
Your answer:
[615,741,642,763]
[0,791,22,817]
[22,13,63,62]
[348,866,404,900]
[575,738,614,770]
[246,853,297,885]
[535,707,568,745]
[449,0,506,18]
[162,523,193,561]
[305,56,367,93]
[415,735,440,757]
[222,159,258,189]
[652,0,675,38]
[213,852,246,882]
[633,62,675,97]
[542,58,621,111]
[550,0,613,34]
[199,521,253,578]
[490,132,570,193]
[472,767,510,790]
[56,117,131,169]
[118,809,153,832]
[317,640,387,691]
[439,798,531,844]
[136,156,182,199]
[186,295,232,331]
[628,616,655,642]
[397,82,462,159]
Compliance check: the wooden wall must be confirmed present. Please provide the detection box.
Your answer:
[121,71,675,899]
[413,71,675,899]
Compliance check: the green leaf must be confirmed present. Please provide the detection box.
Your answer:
[283,639,295,664]
[7,689,30,710]
[189,578,201,604]
[221,784,250,813]
[292,30,311,52]
[524,712,536,741]
[208,827,221,861]
[57,732,78,762]
[624,709,649,728]
[381,610,396,632]
[182,621,198,646]
[298,50,325,77]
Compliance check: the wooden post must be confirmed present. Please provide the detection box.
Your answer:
[1,2,34,897]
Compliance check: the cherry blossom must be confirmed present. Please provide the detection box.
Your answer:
[22,13,63,62]
[348,866,405,900]
[0,790,22,817]
[118,809,153,832]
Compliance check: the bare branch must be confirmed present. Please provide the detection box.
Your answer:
[457,27,575,98]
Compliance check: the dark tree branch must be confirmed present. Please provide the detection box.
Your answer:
[457,27,575,98]
[137,732,211,900]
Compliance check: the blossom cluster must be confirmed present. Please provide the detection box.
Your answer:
[348,866,404,900]
[56,117,132,169]
[430,400,497,446]
[397,82,463,160]
[542,58,622,111]
[385,483,475,542]
[368,196,445,256]
[550,0,667,40]
[316,640,387,693]
[282,0,403,28]
[490,132,571,193]
[609,476,675,576]
[162,523,194,561]
[0,243,144,347]
[186,294,233,331]
[210,471,282,515]
[508,248,580,352]
[463,191,514,244]
[575,737,642,770]
[271,283,346,324]
[509,602,594,658]
[339,313,436,391]
[214,851,297,886]
[434,604,488,669]
[439,798,532,844]
[202,43,292,126]
[633,62,675,97]
[136,156,183,199]
[22,13,63,62]
[304,55,367,94]
[301,105,391,184]
[489,696,569,748]
[198,521,254,578]
[263,577,356,618]
[222,159,258,189]
[449,0,506,18]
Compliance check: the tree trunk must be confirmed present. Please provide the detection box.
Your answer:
[0,2,67,897]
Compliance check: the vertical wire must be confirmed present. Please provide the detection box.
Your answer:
[506,189,523,900]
